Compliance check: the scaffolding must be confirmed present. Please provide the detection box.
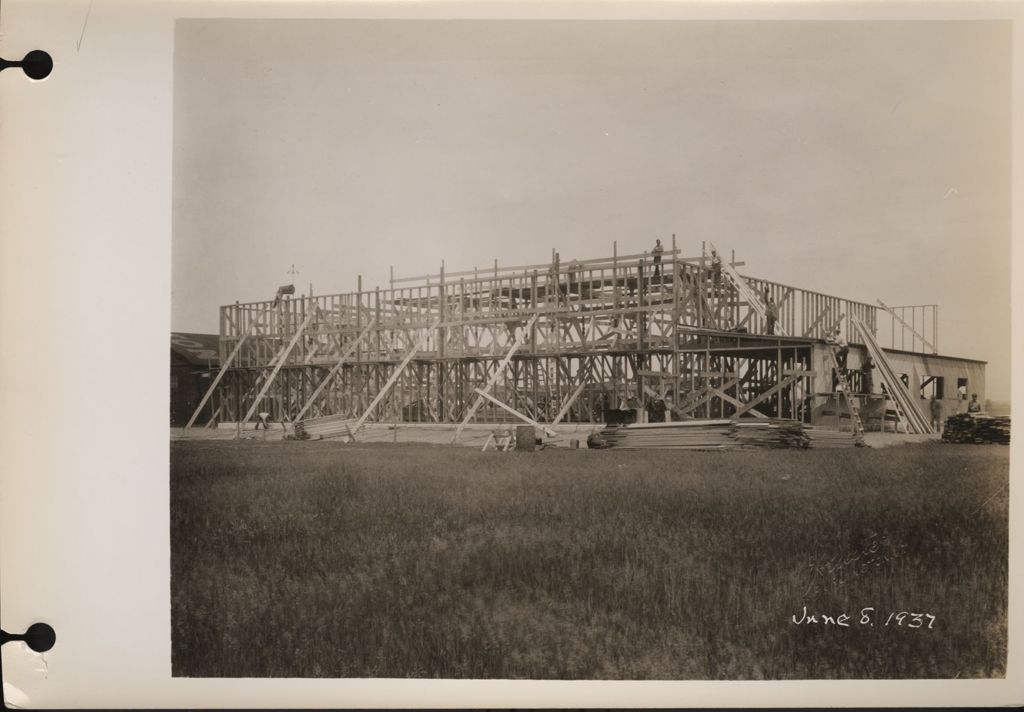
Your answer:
[200,240,924,430]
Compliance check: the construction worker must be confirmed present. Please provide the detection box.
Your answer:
[765,297,779,335]
[834,327,849,370]
[652,239,664,278]
[567,259,581,294]
[968,393,982,413]
[272,283,295,308]
[825,325,849,389]
[710,249,722,291]
[930,395,944,433]
[860,357,875,394]
[552,252,565,300]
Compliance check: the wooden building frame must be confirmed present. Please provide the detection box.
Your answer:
[202,241,963,430]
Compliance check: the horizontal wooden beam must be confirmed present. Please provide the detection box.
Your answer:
[391,252,747,284]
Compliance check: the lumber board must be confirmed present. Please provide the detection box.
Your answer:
[473,388,558,437]
[595,418,857,450]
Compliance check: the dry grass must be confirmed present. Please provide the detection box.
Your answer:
[171,440,1008,679]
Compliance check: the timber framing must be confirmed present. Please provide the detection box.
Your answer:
[207,241,951,429]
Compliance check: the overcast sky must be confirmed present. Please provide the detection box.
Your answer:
[172,19,1011,399]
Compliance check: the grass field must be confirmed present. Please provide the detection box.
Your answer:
[170,440,1008,679]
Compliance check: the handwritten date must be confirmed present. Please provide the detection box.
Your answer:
[791,606,936,629]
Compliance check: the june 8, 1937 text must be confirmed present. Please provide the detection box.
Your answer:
[791,606,936,629]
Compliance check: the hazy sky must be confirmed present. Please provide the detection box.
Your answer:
[172,19,1011,399]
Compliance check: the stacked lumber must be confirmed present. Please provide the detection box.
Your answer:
[294,413,356,440]
[597,419,863,451]
[804,426,864,449]
[942,413,1011,445]
[731,420,810,449]
[599,420,735,450]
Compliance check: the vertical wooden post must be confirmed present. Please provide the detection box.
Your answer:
[439,261,446,361]
[637,259,645,416]
[459,277,467,356]
[671,234,680,403]
[698,242,706,328]
[552,252,561,357]
[705,342,711,419]
[777,346,783,417]
[531,270,538,354]
[911,307,916,353]
[356,275,363,339]
[612,241,619,321]
[356,275,363,414]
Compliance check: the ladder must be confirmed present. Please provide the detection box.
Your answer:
[824,345,864,440]
[707,242,787,336]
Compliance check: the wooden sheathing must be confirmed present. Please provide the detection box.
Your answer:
[210,247,923,428]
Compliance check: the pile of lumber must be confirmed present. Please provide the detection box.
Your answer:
[804,426,864,449]
[731,420,810,449]
[942,413,1011,445]
[598,419,735,450]
[294,413,355,440]
[596,419,862,451]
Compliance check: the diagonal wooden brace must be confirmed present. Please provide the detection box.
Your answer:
[241,308,319,424]
[348,317,441,439]
[293,317,377,422]
[452,313,539,442]
[185,305,273,430]
[473,388,558,437]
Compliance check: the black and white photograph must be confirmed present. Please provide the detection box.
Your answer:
[2,1,1022,708]
[168,18,1010,680]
